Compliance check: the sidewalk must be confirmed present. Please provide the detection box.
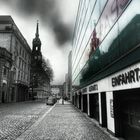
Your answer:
[16,100,116,140]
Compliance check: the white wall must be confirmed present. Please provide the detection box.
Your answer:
[81,95,83,111]
[99,93,102,125]
[87,94,90,116]
[106,91,115,133]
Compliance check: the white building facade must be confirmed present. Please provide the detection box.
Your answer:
[72,0,140,139]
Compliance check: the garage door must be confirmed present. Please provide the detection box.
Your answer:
[114,89,140,140]
[89,93,99,121]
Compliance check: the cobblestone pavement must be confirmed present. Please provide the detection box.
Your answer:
[17,100,114,140]
[0,101,51,140]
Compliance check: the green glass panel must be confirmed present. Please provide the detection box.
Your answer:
[80,15,140,86]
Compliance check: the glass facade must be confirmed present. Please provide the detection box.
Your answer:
[72,0,140,87]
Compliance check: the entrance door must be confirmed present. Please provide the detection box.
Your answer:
[11,87,15,101]
[89,93,99,121]
[2,91,5,103]
[101,92,107,127]
[114,88,140,140]
[83,94,87,113]
[72,96,74,104]
[79,93,81,109]
[75,94,78,107]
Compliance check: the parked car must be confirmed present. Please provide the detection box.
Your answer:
[46,96,57,105]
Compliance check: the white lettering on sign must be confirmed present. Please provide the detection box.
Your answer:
[89,84,98,92]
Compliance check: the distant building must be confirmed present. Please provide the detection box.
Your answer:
[62,73,69,100]
[50,85,63,98]
[0,16,31,102]
[63,82,67,99]
[31,22,51,100]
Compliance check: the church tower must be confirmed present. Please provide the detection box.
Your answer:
[32,21,42,61]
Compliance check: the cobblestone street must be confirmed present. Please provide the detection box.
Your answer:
[0,101,51,140]
[16,100,116,140]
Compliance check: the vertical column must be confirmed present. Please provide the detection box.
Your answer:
[87,94,90,116]
[0,60,4,103]
[76,94,78,107]
[77,95,79,108]
[99,93,102,125]
[81,94,83,111]
[73,94,75,106]
[0,60,2,103]
[106,91,115,133]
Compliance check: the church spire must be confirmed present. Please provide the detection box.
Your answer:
[32,20,41,52]
[36,20,39,38]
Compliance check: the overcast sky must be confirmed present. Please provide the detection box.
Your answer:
[0,0,79,85]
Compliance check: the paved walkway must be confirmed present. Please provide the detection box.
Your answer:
[0,101,51,140]
[16,100,115,140]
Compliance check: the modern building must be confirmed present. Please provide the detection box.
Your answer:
[68,51,72,100]
[51,85,63,99]
[31,22,51,100]
[0,16,31,102]
[72,0,140,139]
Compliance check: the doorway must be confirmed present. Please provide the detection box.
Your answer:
[114,88,140,140]
[79,93,81,109]
[89,93,99,121]
[2,91,5,103]
[83,94,87,113]
[101,92,107,127]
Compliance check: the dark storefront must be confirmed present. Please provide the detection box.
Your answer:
[78,92,81,109]
[72,96,74,105]
[100,92,107,127]
[83,94,87,113]
[89,93,99,121]
[74,93,78,107]
[114,88,140,140]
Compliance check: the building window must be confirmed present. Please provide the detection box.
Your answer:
[22,61,24,70]
[25,53,27,60]
[18,70,20,80]
[25,63,26,72]
[22,50,24,58]
[20,46,22,55]
[21,72,23,81]
[3,67,7,76]
[19,58,21,69]
[13,68,16,81]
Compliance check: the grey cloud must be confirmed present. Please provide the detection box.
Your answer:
[1,0,72,46]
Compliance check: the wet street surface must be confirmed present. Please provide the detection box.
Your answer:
[0,101,51,140]
[16,101,114,140]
